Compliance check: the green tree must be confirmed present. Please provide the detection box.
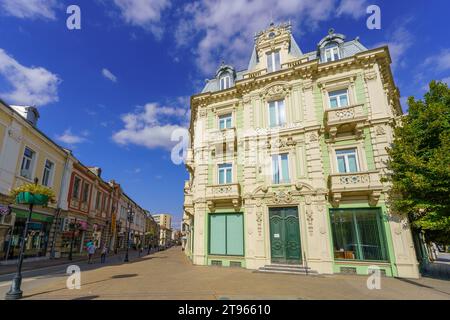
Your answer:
[387,81,450,244]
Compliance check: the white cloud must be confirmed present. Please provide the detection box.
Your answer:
[102,68,117,83]
[112,0,171,37]
[336,0,367,19]
[175,0,365,74]
[441,76,450,86]
[113,102,188,150]
[373,22,413,70]
[0,0,58,20]
[424,49,450,71]
[56,129,88,145]
[0,48,60,106]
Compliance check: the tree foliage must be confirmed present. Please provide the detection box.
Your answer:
[387,81,450,243]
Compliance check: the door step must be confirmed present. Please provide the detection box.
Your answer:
[256,264,319,276]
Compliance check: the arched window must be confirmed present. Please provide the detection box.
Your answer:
[323,43,340,62]
[219,74,231,90]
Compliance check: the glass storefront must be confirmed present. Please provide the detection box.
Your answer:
[9,218,51,259]
[330,208,388,262]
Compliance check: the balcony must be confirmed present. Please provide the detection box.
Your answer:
[205,183,241,212]
[324,104,368,140]
[328,171,383,206]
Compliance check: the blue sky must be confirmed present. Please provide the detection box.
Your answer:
[0,0,449,228]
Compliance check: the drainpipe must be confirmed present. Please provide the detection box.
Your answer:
[50,152,71,259]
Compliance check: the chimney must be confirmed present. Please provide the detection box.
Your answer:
[11,105,40,126]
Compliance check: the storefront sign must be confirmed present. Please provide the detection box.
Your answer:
[12,208,54,223]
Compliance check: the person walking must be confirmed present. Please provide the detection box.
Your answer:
[100,244,108,263]
[87,242,96,264]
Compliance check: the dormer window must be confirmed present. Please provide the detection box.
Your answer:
[267,50,281,73]
[220,75,231,90]
[324,43,340,62]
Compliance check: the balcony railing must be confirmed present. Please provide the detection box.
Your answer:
[206,183,241,211]
[324,104,367,139]
[243,68,266,79]
[328,171,383,206]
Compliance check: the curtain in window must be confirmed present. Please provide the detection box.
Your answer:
[269,102,276,127]
[278,100,286,125]
[330,209,387,261]
[280,154,289,183]
[267,53,273,72]
[226,214,244,255]
[209,214,243,256]
[272,155,280,184]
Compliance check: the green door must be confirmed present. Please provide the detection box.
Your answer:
[269,207,301,264]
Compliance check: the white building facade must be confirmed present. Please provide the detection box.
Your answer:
[183,24,420,278]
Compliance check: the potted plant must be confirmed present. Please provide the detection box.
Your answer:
[10,183,56,206]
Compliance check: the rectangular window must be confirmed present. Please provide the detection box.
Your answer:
[268,100,286,127]
[330,208,388,261]
[72,177,81,199]
[220,76,231,90]
[209,213,244,256]
[20,147,35,179]
[266,51,281,73]
[272,154,290,184]
[218,163,232,184]
[82,182,90,203]
[95,192,101,210]
[324,46,340,62]
[219,113,232,130]
[42,160,54,187]
[336,148,359,173]
[328,89,349,108]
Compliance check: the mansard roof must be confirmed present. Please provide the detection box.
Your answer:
[200,26,368,94]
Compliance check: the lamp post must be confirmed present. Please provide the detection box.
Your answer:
[5,178,38,300]
[124,204,133,262]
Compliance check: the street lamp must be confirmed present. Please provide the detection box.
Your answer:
[5,177,38,300]
[124,204,134,262]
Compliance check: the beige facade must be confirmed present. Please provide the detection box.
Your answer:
[183,24,419,278]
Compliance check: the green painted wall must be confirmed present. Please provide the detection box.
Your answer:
[363,128,376,170]
[236,104,244,129]
[355,74,368,114]
[326,202,398,277]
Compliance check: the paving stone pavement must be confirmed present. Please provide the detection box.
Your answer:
[4,247,449,300]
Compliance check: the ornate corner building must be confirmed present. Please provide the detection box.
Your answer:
[183,23,419,278]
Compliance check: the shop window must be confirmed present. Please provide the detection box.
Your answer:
[209,213,244,256]
[330,208,388,261]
